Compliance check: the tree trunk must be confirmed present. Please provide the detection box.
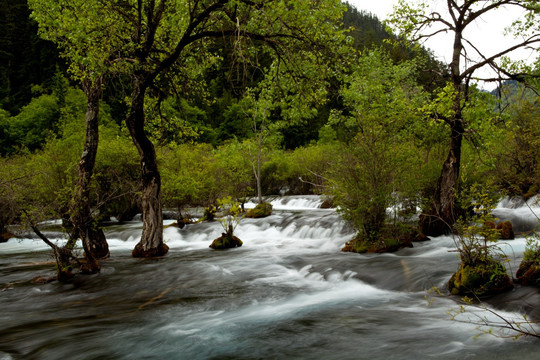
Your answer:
[420,118,464,236]
[127,75,168,258]
[256,136,263,204]
[68,78,109,275]
[421,26,465,237]
[31,224,75,282]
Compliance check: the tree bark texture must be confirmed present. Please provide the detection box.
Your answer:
[127,75,168,258]
[420,116,464,236]
[421,20,466,237]
[68,78,109,275]
[256,137,263,205]
[31,224,75,282]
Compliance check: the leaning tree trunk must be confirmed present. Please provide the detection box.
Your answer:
[126,76,168,258]
[68,78,109,274]
[420,117,464,236]
[31,224,75,282]
[255,136,263,205]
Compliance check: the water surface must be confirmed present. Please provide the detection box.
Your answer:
[1,196,539,359]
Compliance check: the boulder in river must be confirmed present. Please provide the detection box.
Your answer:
[245,202,273,218]
[448,261,514,297]
[496,220,515,240]
[209,233,243,250]
[516,243,540,287]
[341,225,424,254]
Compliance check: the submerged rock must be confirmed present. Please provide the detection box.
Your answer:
[245,202,273,218]
[341,226,425,254]
[448,261,514,297]
[209,234,243,250]
[165,218,195,229]
[342,237,413,254]
[31,275,55,284]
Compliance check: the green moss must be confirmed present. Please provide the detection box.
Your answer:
[209,234,243,250]
[245,202,273,219]
[516,242,540,286]
[448,261,514,297]
[341,225,421,254]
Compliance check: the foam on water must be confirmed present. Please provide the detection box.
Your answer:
[2,195,540,360]
[493,196,540,233]
[245,195,325,210]
[155,274,394,338]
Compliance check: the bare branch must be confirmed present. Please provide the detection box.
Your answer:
[461,35,540,79]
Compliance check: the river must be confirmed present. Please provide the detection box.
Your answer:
[1,195,539,359]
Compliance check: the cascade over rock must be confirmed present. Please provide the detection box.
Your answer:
[3,195,540,357]
[245,202,273,218]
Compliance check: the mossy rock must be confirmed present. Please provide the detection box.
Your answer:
[1,229,14,243]
[165,218,195,229]
[320,197,334,209]
[245,202,273,218]
[341,226,420,254]
[516,261,540,286]
[209,234,243,250]
[496,221,515,240]
[448,261,514,297]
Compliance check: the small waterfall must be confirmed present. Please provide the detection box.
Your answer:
[1,195,539,360]
[246,195,326,210]
[493,196,540,233]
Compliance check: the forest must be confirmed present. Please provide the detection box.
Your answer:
[1,0,540,357]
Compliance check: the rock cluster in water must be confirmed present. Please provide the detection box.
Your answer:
[209,233,243,250]
[496,220,515,240]
[448,261,514,297]
[245,202,273,218]
[341,225,428,254]
[516,261,540,286]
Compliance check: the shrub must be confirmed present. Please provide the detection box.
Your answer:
[449,184,514,296]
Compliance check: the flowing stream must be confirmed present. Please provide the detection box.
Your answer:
[1,195,539,359]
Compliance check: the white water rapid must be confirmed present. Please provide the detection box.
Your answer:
[1,195,539,359]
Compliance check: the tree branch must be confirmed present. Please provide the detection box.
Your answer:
[461,35,540,79]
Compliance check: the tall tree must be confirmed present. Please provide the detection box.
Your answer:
[30,0,347,257]
[328,49,426,252]
[28,0,125,273]
[388,0,540,236]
